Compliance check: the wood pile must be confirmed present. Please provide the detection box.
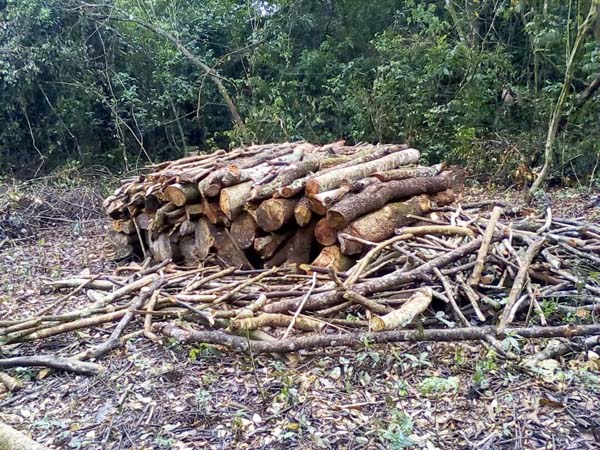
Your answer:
[102,141,462,270]
[2,202,599,369]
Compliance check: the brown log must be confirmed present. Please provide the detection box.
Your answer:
[307,177,379,215]
[294,197,312,227]
[372,163,443,181]
[429,188,457,207]
[0,423,49,450]
[338,196,431,254]
[311,245,353,272]
[152,202,178,229]
[202,197,220,224]
[254,159,321,199]
[315,217,338,246]
[220,181,253,220]
[326,174,452,229]
[305,148,420,195]
[164,183,201,206]
[230,212,258,250]
[144,195,160,214]
[256,198,297,232]
[195,218,214,261]
[156,323,600,354]
[254,233,289,259]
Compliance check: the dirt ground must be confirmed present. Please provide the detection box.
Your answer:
[1,186,599,450]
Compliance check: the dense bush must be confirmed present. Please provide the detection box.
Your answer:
[0,0,599,185]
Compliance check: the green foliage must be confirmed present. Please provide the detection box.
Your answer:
[1,0,599,184]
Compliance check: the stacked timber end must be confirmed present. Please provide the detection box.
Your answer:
[103,141,462,269]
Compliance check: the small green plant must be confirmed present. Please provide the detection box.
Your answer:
[379,409,415,449]
[419,376,460,396]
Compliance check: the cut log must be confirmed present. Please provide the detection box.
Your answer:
[150,232,179,262]
[195,218,215,261]
[254,233,288,259]
[305,148,420,195]
[0,422,45,450]
[326,173,453,229]
[294,197,312,227]
[220,181,253,220]
[370,288,432,331]
[308,177,379,214]
[210,225,253,269]
[164,183,201,206]
[152,202,178,229]
[372,163,443,181]
[103,230,135,260]
[338,196,432,255]
[315,217,338,246]
[230,212,258,250]
[311,245,353,272]
[254,233,289,259]
[202,198,221,224]
[254,159,321,199]
[256,198,297,232]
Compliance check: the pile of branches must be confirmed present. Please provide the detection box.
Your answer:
[1,203,599,375]
[102,141,460,268]
[0,175,104,239]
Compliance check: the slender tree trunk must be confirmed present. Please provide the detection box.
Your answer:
[527,2,599,202]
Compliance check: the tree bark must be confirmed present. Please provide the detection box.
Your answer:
[338,196,431,254]
[305,148,420,194]
[253,233,289,259]
[326,174,452,229]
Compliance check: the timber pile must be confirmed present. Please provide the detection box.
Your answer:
[102,141,460,268]
[1,202,599,372]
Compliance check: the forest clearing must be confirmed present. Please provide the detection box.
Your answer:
[2,0,600,449]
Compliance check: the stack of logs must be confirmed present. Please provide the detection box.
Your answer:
[103,141,462,269]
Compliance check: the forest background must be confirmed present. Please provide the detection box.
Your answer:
[1,0,599,191]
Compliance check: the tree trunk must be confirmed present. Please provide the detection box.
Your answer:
[338,196,431,255]
[294,197,313,227]
[230,212,257,250]
[314,217,338,246]
[286,221,316,266]
[311,245,353,272]
[326,174,452,229]
[305,148,420,194]
[256,198,297,231]
[0,423,45,450]
[164,183,201,206]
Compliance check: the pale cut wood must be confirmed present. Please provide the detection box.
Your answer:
[220,181,253,220]
[370,288,432,331]
[305,148,420,195]
[372,163,443,181]
[164,183,201,206]
[294,197,312,227]
[0,423,45,450]
[469,206,503,286]
[256,198,297,232]
[254,233,289,259]
[310,245,353,272]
